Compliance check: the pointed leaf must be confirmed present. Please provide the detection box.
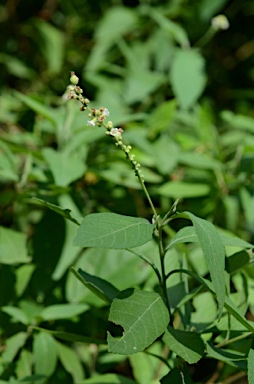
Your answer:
[2,332,27,363]
[33,332,58,377]
[206,341,247,369]
[163,326,204,364]
[74,213,154,249]
[107,289,169,355]
[180,212,226,317]
[70,267,119,304]
[78,373,137,383]
[56,341,84,382]
[33,198,80,225]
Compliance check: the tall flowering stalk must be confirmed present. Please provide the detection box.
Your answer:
[66,72,173,319]
[67,71,157,219]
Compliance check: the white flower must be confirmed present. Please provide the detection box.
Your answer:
[87,120,96,127]
[211,14,229,30]
[102,108,110,117]
[110,128,121,137]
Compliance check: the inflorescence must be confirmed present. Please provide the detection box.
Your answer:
[66,71,145,182]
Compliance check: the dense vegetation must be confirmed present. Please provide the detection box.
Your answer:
[1,1,254,383]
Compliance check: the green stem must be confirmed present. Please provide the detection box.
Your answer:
[157,226,173,325]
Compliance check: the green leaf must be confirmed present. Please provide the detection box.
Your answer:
[107,289,169,355]
[70,267,119,304]
[153,136,179,175]
[42,147,86,187]
[40,304,88,321]
[182,212,226,317]
[248,343,254,383]
[2,332,28,363]
[56,341,84,382]
[162,326,204,364]
[221,110,254,134]
[15,264,35,297]
[0,226,30,264]
[166,226,253,250]
[78,373,137,383]
[14,91,57,126]
[74,213,154,249]
[161,366,194,384]
[0,140,19,182]
[33,332,58,377]
[225,251,250,274]
[157,181,210,199]
[205,342,247,369]
[33,198,80,225]
[32,20,64,74]
[19,375,47,382]
[124,69,165,104]
[170,49,206,109]
[1,306,29,325]
[52,194,83,280]
[33,327,106,345]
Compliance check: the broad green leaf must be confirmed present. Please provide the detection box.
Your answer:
[74,213,154,249]
[240,187,254,228]
[182,212,226,317]
[1,306,29,325]
[163,326,204,364]
[33,327,106,345]
[107,289,169,355]
[170,49,206,109]
[124,69,165,104]
[157,181,210,199]
[205,342,247,369]
[33,333,58,377]
[40,304,88,321]
[14,91,57,126]
[78,373,137,383]
[56,341,84,382]
[70,267,119,304]
[248,344,254,383]
[42,147,86,187]
[33,198,80,225]
[32,20,64,74]
[0,226,30,264]
[2,332,27,363]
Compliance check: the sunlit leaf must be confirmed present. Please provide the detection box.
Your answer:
[74,213,154,249]
[107,288,169,354]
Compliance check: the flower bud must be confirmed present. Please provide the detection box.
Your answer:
[70,73,79,85]
[211,14,229,30]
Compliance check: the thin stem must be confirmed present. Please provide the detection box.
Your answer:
[126,248,162,284]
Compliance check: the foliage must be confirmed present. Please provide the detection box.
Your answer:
[1,1,254,383]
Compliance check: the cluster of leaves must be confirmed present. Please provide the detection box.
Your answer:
[1,0,254,383]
